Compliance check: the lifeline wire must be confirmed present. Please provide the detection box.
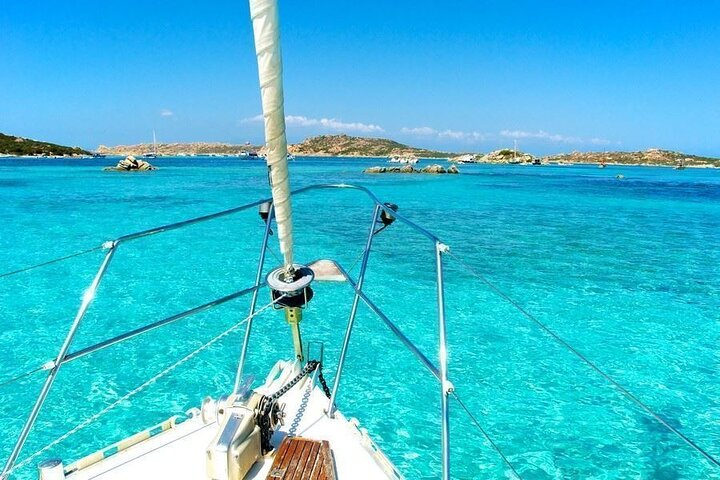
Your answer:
[0,246,103,279]
[3,296,283,479]
[447,251,720,469]
[452,391,522,479]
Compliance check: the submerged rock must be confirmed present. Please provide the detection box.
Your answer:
[104,155,157,171]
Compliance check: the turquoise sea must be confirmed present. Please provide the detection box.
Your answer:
[1,156,719,479]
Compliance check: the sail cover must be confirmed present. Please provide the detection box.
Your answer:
[249,0,294,269]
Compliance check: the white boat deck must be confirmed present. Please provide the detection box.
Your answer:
[66,363,401,480]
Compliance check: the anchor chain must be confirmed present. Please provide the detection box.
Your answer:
[256,360,332,453]
[268,360,331,402]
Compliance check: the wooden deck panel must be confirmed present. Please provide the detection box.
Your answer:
[266,437,335,480]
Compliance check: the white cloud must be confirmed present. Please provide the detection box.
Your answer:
[402,126,488,142]
[241,114,264,124]
[500,129,615,146]
[499,129,582,143]
[400,126,437,136]
[438,129,488,141]
[242,114,384,133]
[160,109,174,117]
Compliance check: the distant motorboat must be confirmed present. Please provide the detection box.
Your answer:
[388,155,418,164]
[532,158,542,166]
[453,154,475,164]
[287,153,295,161]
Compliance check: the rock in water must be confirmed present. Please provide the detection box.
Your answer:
[421,164,446,174]
[104,155,157,171]
[363,164,459,175]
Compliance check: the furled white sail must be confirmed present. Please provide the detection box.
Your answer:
[249,0,294,270]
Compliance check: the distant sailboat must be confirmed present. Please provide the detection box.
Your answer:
[508,140,524,164]
[142,131,158,159]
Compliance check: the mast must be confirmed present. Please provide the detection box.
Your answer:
[153,130,157,156]
[249,0,311,363]
[249,0,294,273]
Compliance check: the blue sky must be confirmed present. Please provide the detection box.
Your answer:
[1,1,719,155]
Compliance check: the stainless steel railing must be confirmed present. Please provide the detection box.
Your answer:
[1,183,452,480]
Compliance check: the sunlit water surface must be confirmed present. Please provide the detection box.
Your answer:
[1,157,719,479]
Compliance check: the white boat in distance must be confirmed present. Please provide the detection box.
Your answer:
[387,155,418,165]
[388,155,417,164]
[452,154,475,164]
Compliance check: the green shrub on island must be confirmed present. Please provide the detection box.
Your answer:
[0,133,90,156]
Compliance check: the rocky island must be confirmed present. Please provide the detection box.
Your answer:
[542,149,720,168]
[289,134,450,158]
[451,149,536,164]
[96,142,263,157]
[4,131,717,169]
[97,135,719,168]
[0,132,89,156]
[96,134,450,159]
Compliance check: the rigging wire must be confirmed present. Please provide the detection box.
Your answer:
[0,367,44,389]
[2,296,283,479]
[345,222,391,275]
[0,246,103,280]
[452,391,522,479]
[266,244,285,267]
[446,251,720,469]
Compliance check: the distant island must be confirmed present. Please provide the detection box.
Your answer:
[96,134,719,168]
[454,148,720,168]
[95,141,264,157]
[543,149,720,168]
[0,133,89,156]
[288,134,449,158]
[96,134,450,159]
[3,131,719,168]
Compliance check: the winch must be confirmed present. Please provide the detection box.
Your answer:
[205,392,285,480]
[266,264,314,362]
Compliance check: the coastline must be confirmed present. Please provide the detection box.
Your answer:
[2,154,718,169]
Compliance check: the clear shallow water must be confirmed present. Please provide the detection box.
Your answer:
[1,157,719,479]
